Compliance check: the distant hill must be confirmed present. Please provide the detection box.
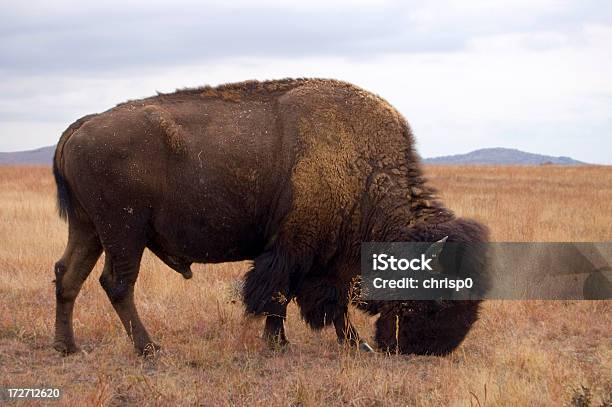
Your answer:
[0,146,587,166]
[0,146,54,165]
[423,148,585,165]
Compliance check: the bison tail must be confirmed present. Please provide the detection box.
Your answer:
[53,158,72,221]
[53,114,97,221]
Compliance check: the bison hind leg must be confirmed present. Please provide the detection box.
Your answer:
[54,217,102,355]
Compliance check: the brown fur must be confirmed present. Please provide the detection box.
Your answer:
[142,105,185,153]
[53,78,487,356]
[53,113,98,220]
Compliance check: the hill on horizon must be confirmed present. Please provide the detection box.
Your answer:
[0,146,55,165]
[0,146,587,166]
[423,147,585,165]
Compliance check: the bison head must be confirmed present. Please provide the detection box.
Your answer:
[373,299,482,355]
[363,218,489,355]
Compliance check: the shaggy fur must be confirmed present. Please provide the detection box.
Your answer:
[52,78,489,356]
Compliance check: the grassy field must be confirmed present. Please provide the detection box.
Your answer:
[0,165,610,406]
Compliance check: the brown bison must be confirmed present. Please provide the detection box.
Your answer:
[53,78,488,356]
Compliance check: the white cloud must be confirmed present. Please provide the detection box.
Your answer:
[0,1,610,163]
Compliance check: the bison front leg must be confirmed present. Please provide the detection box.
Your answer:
[263,307,289,349]
[243,248,297,349]
[99,249,158,356]
[295,277,375,353]
[333,310,375,353]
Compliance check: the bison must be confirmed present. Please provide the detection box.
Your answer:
[52,78,488,356]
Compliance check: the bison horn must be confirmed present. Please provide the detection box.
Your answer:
[424,236,448,274]
[426,236,448,258]
[359,341,375,353]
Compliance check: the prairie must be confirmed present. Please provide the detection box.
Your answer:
[0,165,610,406]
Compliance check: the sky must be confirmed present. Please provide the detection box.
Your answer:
[1,0,611,163]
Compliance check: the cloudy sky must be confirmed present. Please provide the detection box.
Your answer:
[1,0,611,163]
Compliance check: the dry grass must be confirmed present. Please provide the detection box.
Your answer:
[0,165,610,406]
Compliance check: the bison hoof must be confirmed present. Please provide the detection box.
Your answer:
[138,342,162,358]
[264,335,290,351]
[359,341,375,353]
[53,341,80,356]
[267,339,290,351]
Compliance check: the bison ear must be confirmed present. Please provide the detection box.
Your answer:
[425,236,448,260]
